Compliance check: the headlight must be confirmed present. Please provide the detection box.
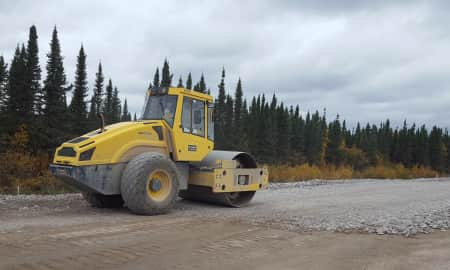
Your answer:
[79,147,95,161]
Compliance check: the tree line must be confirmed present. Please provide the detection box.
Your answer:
[150,62,450,174]
[0,25,131,154]
[210,70,450,173]
[1,25,449,175]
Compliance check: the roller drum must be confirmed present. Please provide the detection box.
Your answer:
[179,150,258,207]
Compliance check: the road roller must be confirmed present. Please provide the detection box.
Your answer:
[49,86,268,215]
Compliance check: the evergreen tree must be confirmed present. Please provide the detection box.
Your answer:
[186,72,192,89]
[93,62,104,113]
[0,56,8,112]
[43,26,69,151]
[198,73,206,93]
[240,99,249,152]
[24,25,43,115]
[429,126,445,171]
[7,45,29,130]
[233,78,243,148]
[103,79,113,123]
[177,76,184,88]
[88,62,104,128]
[290,105,305,163]
[111,86,121,123]
[414,125,429,166]
[121,99,131,121]
[214,68,226,149]
[377,119,392,162]
[223,95,234,149]
[0,55,8,151]
[153,67,160,88]
[69,45,88,135]
[160,59,172,87]
[24,26,46,152]
[326,115,344,166]
[276,103,290,163]
[133,112,137,121]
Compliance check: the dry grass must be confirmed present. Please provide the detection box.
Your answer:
[269,163,440,182]
[0,125,72,194]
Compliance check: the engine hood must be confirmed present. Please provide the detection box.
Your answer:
[53,120,169,166]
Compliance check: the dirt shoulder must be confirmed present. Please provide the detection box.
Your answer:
[0,215,449,270]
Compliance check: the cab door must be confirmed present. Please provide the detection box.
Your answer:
[173,96,212,161]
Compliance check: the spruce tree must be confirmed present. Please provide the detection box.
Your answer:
[0,55,8,151]
[93,62,104,113]
[25,25,42,115]
[186,72,192,89]
[121,99,130,121]
[43,26,69,151]
[69,45,88,135]
[265,94,278,163]
[429,126,445,171]
[198,73,206,93]
[177,76,183,88]
[88,62,104,128]
[193,82,200,91]
[7,45,29,130]
[153,67,160,88]
[223,95,234,149]
[103,79,113,123]
[0,56,8,112]
[215,68,226,149]
[233,78,243,148]
[326,115,344,166]
[414,125,429,166]
[240,99,249,151]
[276,103,290,163]
[160,59,172,87]
[111,86,121,123]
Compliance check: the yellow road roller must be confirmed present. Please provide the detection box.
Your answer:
[49,87,268,215]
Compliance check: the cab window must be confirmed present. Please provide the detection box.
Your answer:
[182,97,191,133]
[207,104,214,141]
[182,97,205,137]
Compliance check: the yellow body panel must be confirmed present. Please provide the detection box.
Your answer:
[53,121,169,166]
[169,88,213,162]
[189,163,269,193]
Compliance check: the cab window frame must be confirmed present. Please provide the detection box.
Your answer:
[207,103,214,142]
[181,96,206,138]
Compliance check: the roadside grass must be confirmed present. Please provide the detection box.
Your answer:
[0,145,441,194]
[269,164,440,182]
[0,150,75,195]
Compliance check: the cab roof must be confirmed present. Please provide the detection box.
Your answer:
[148,87,213,103]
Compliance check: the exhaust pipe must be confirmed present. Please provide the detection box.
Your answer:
[97,113,105,133]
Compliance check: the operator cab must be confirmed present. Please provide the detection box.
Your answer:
[141,87,215,162]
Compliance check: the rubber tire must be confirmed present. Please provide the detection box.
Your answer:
[120,152,179,215]
[82,192,124,208]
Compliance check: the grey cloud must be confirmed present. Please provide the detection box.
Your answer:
[0,0,449,129]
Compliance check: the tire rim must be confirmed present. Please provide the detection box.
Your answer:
[147,170,172,202]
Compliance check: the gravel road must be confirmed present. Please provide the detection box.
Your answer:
[1,178,450,269]
[1,178,450,235]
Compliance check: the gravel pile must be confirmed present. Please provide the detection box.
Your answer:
[2,178,450,236]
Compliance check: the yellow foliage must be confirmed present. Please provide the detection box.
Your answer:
[269,163,440,182]
[356,164,439,179]
[0,126,69,194]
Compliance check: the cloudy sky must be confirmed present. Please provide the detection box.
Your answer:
[1,0,449,129]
